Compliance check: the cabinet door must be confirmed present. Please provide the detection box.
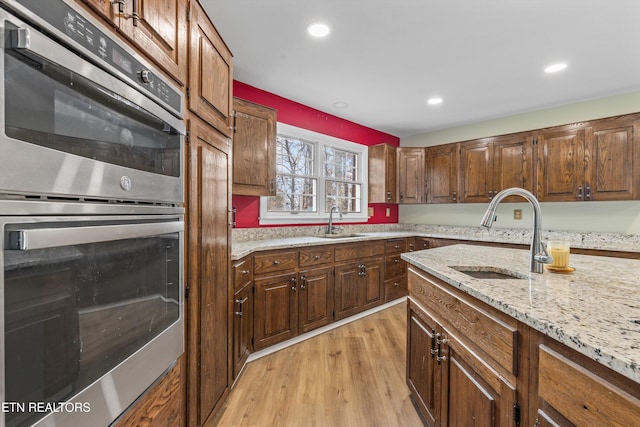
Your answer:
[460,139,493,203]
[187,118,232,426]
[398,148,425,203]
[407,305,440,427]
[232,98,277,196]
[441,331,517,427]
[536,127,585,202]
[253,273,297,350]
[298,266,334,333]
[492,132,534,199]
[117,0,187,85]
[360,259,384,311]
[188,0,233,136]
[77,0,118,25]
[232,283,252,379]
[427,143,459,204]
[334,263,361,320]
[368,143,398,203]
[585,117,638,201]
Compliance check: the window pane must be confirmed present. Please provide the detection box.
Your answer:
[324,146,357,181]
[276,136,314,176]
[325,180,361,213]
[268,176,317,212]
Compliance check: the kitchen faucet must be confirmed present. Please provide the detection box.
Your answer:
[480,188,552,273]
[327,206,343,234]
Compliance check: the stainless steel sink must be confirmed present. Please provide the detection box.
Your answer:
[450,266,526,280]
[317,233,364,239]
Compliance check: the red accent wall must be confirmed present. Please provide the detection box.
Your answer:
[232,81,400,228]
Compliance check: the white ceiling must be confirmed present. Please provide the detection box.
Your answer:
[201,0,640,138]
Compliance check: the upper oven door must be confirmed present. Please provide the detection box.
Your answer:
[0,9,185,205]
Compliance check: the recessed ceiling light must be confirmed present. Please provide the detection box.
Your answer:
[307,23,330,38]
[427,97,443,106]
[333,101,348,109]
[544,62,568,73]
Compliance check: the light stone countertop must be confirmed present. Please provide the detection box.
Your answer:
[401,244,640,384]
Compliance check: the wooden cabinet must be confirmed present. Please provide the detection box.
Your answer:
[334,241,385,320]
[253,272,297,351]
[537,115,640,202]
[460,132,533,203]
[408,236,430,252]
[368,143,398,203]
[397,147,425,204]
[383,238,407,302]
[232,257,253,379]
[232,98,277,196]
[77,0,187,85]
[186,117,232,426]
[531,335,640,427]
[408,267,519,427]
[298,265,334,333]
[188,0,233,136]
[426,143,459,204]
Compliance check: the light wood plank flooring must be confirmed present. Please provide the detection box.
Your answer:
[215,301,424,427]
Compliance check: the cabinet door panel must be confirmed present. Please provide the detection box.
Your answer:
[587,124,636,200]
[368,143,397,203]
[398,148,425,203]
[492,133,533,198]
[427,143,459,204]
[253,273,297,350]
[361,260,383,310]
[299,266,334,333]
[460,140,492,203]
[407,305,439,426]
[189,1,233,136]
[334,264,360,320]
[537,128,585,201]
[232,283,252,379]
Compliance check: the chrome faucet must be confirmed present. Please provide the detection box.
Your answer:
[327,206,343,234]
[480,188,552,273]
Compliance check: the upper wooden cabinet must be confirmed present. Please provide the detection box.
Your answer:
[368,143,398,203]
[397,147,425,204]
[77,0,188,85]
[460,132,533,203]
[426,143,459,203]
[537,115,640,202]
[188,0,233,136]
[232,98,277,196]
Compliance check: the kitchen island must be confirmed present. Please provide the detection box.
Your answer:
[402,244,640,426]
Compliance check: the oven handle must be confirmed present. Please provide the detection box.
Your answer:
[6,221,183,250]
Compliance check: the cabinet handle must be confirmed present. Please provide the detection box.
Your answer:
[430,330,437,358]
[362,265,367,276]
[394,259,399,263]
[394,245,400,249]
[269,179,275,194]
[273,260,280,266]
[300,275,306,290]
[393,282,399,287]
[234,296,248,317]
[436,333,447,365]
[488,191,493,201]
[314,255,321,260]
[452,191,457,202]
[386,191,392,201]
[241,269,250,275]
[408,243,414,251]
[577,185,583,201]
[585,184,591,200]
[290,276,297,291]
[399,192,404,201]
[132,0,139,26]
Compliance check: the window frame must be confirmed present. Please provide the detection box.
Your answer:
[259,123,369,225]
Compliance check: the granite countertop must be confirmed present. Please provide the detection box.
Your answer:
[401,244,640,383]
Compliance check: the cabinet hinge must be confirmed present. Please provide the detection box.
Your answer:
[185,286,190,300]
[186,6,191,22]
[186,86,190,99]
[513,402,520,425]
[185,131,189,144]
[232,110,237,133]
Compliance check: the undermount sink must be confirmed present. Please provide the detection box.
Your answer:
[317,233,364,239]
[450,266,526,280]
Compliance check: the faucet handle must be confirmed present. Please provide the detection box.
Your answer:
[534,253,553,264]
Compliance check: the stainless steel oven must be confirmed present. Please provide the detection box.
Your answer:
[0,1,186,426]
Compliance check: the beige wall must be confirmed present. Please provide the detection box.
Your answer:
[399,91,640,234]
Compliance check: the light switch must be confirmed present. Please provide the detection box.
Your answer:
[386,207,391,217]
[368,207,374,217]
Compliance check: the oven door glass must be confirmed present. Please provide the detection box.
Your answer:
[2,220,182,427]
[3,34,181,177]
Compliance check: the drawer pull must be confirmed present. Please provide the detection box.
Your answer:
[394,259,400,263]
[394,245,400,249]
[314,255,321,260]
[241,269,250,275]
[273,260,280,265]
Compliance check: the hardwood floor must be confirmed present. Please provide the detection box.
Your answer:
[215,301,424,427]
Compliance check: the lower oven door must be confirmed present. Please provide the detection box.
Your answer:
[1,215,184,427]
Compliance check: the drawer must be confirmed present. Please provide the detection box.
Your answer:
[334,240,384,262]
[538,345,640,426]
[254,250,297,275]
[233,257,253,290]
[385,238,407,255]
[384,254,406,278]
[408,267,518,376]
[299,246,334,267]
[408,237,430,252]
[384,276,407,302]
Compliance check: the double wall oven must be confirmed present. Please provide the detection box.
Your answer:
[0,1,185,426]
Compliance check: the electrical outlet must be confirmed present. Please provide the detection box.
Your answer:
[368,207,374,217]
[514,209,522,220]
[386,207,391,217]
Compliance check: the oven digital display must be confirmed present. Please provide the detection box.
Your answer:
[112,48,133,74]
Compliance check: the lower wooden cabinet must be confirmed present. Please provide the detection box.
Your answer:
[253,272,298,351]
[298,266,334,334]
[334,258,384,320]
[232,281,253,379]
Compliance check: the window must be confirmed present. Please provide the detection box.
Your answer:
[260,123,368,224]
